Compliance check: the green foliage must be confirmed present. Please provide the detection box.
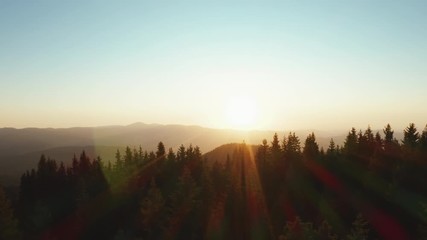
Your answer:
[0,185,20,240]
[140,178,165,238]
[280,218,337,240]
[345,214,369,240]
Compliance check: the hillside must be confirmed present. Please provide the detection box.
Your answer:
[203,143,259,166]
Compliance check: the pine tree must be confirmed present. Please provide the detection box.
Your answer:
[303,133,320,161]
[72,154,79,174]
[383,124,395,144]
[186,144,195,162]
[327,138,336,156]
[79,151,91,174]
[383,124,400,159]
[177,144,186,163]
[156,142,166,159]
[365,126,374,144]
[271,133,282,161]
[124,146,133,166]
[0,185,20,240]
[114,149,123,170]
[193,146,202,161]
[167,148,176,162]
[256,139,269,168]
[140,178,165,239]
[344,128,358,157]
[374,131,382,152]
[284,132,301,161]
[419,125,427,152]
[363,126,375,156]
[403,123,419,149]
[165,167,199,239]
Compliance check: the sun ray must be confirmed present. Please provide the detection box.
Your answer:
[242,142,276,239]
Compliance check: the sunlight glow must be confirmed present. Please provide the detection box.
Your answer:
[226,96,258,130]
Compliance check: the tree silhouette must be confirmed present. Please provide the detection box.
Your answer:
[284,132,301,161]
[403,123,419,149]
[327,138,336,157]
[156,142,166,159]
[303,132,320,161]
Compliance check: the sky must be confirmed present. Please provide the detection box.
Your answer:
[1,0,426,131]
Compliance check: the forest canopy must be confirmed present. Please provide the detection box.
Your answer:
[1,123,427,239]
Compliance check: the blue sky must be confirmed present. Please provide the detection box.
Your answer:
[1,0,426,131]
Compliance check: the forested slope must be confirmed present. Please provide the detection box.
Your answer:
[0,123,426,239]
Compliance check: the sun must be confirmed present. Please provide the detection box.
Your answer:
[226,96,258,130]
